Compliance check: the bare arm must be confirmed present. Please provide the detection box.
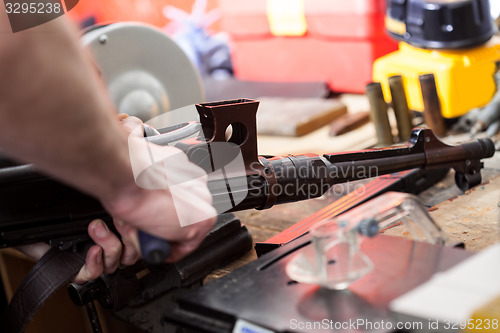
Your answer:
[0,13,132,204]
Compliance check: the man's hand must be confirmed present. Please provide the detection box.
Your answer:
[16,115,216,284]
[75,115,217,282]
[73,219,140,284]
[77,115,216,282]
[0,15,215,285]
[105,116,217,263]
[15,219,140,284]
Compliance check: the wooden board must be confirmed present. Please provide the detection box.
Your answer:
[329,111,371,136]
[256,97,347,136]
[428,175,500,252]
[256,94,378,156]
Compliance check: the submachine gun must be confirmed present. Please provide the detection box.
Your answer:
[0,99,495,332]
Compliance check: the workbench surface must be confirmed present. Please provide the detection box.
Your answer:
[206,127,500,283]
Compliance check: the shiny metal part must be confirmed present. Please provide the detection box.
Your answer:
[366,82,394,146]
[389,75,413,141]
[419,74,447,137]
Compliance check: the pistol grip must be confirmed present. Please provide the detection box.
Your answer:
[138,230,170,264]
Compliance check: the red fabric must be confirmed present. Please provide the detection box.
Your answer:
[68,0,219,29]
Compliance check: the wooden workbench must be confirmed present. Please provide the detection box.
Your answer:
[1,94,498,333]
[207,129,500,282]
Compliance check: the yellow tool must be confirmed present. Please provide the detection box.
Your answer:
[373,38,500,118]
[373,0,500,119]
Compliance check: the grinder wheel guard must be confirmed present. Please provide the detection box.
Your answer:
[82,22,204,124]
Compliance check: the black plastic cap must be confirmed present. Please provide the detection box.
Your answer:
[386,0,497,49]
[358,218,380,237]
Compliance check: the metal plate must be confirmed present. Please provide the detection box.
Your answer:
[165,235,472,332]
[82,22,204,125]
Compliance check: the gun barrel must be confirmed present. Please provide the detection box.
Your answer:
[208,128,494,212]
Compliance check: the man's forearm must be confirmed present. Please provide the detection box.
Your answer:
[0,14,134,204]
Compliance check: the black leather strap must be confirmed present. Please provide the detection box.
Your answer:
[1,246,88,333]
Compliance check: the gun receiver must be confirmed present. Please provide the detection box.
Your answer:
[0,99,495,251]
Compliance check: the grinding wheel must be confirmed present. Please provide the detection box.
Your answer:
[82,22,204,125]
